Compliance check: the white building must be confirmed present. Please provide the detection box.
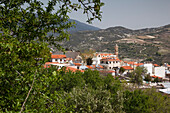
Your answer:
[92,44,119,65]
[44,62,70,69]
[100,57,121,70]
[51,54,67,63]
[143,63,153,75]
[154,66,166,79]
[92,53,116,65]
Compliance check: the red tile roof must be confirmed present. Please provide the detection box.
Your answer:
[151,75,162,79]
[122,66,134,70]
[74,63,82,66]
[135,63,144,66]
[128,61,135,65]
[86,65,94,69]
[154,64,159,67]
[97,64,104,69]
[51,54,66,59]
[64,66,84,72]
[101,57,120,62]
[45,62,59,65]
[92,65,96,68]
[66,58,73,61]
[44,62,59,68]
[97,53,114,57]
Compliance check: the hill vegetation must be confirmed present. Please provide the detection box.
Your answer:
[63,24,170,64]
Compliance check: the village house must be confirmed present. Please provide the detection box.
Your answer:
[92,53,115,65]
[92,44,120,71]
[92,44,119,65]
[52,51,83,63]
[51,54,67,63]
[100,57,121,70]
[44,62,70,69]
[121,66,134,75]
[154,66,166,79]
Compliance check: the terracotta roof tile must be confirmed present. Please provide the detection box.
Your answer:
[51,54,66,59]
[64,66,84,72]
[127,62,135,65]
[74,63,82,66]
[97,53,114,57]
[151,75,162,79]
[44,62,59,68]
[66,58,73,60]
[135,63,144,66]
[122,66,134,70]
[101,58,120,62]
[154,64,159,67]
[86,65,93,69]
[97,64,104,69]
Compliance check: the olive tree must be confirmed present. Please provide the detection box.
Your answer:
[130,67,147,87]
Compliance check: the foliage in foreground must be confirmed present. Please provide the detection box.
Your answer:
[1,68,170,112]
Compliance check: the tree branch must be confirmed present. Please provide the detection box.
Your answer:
[20,70,36,113]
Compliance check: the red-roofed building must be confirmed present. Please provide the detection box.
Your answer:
[97,64,104,69]
[92,45,119,66]
[74,63,82,66]
[151,75,162,79]
[66,58,73,63]
[100,57,121,70]
[86,65,94,69]
[154,64,159,67]
[44,62,69,69]
[136,63,144,66]
[63,66,84,73]
[51,54,67,63]
[122,66,134,70]
[121,66,134,75]
[51,54,66,59]
[92,52,116,65]
[123,61,144,69]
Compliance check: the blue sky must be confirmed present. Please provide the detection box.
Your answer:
[39,0,170,29]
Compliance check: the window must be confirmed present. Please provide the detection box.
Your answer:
[109,67,111,69]
[98,55,100,57]
[110,61,111,64]
[116,61,118,63]
[101,61,104,63]
[106,61,108,64]
[55,59,58,61]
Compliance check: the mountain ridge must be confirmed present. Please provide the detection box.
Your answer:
[68,19,100,33]
[62,24,170,64]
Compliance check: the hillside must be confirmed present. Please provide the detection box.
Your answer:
[62,24,170,64]
[47,19,100,37]
[67,19,100,33]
